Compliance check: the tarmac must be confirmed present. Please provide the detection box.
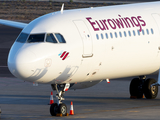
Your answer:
[1,76,160,119]
[1,15,160,120]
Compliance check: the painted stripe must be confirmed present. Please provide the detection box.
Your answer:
[65,88,69,91]
[62,52,69,60]
[106,79,110,83]
[60,51,66,58]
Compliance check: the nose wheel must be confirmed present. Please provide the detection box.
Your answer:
[50,83,70,116]
[58,103,67,116]
[50,103,58,116]
[50,103,67,116]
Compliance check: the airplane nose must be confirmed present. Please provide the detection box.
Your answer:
[8,49,37,80]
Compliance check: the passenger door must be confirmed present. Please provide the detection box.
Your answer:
[152,14,160,32]
[73,20,93,57]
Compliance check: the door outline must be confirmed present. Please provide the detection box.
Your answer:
[73,20,93,58]
[152,13,160,33]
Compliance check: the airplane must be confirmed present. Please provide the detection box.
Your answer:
[1,1,160,116]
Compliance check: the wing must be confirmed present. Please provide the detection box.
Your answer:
[0,19,28,29]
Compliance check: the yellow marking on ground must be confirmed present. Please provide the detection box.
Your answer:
[128,111,139,113]
[73,116,86,118]
[21,116,38,117]
[84,109,93,111]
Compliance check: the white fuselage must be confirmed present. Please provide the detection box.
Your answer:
[7,2,160,84]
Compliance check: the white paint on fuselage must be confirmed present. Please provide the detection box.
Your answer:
[7,2,160,84]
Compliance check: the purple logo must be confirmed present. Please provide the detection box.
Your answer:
[86,15,146,32]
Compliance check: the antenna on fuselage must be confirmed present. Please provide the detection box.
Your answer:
[61,3,64,14]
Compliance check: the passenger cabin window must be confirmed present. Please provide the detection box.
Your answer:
[142,29,145,35]
[55,33,66,43]
[137,30,140,36]
[16,33,29,43]
[128,31,131,37]
[110,33,113,38]
[133,30,136,36]
[94,28,154,41]
[119,32,122,37]
[101,33,104,39]
[96,34,99,40]
[151,28,154,34]
[146,29,149,35]
[124,31,127,37]
[105,33,108,39]
[27,34,45,43]
[115,32,117,38]
[46,33,57,43]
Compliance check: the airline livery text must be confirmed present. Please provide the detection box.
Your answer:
[86,15,146,32]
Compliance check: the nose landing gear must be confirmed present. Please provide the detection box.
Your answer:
[50,83,70,116]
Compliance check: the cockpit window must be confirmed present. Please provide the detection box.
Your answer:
[17,33,66,44]
[55,33,66,43]
[46,33,58,43]
[27,34,45,43]
[16,33,29,43]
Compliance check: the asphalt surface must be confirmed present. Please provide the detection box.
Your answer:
[1,8,160,119]
[1,76,160,120]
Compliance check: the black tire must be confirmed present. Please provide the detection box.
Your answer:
[58,103,67,116]
[50,103,58,116]
[129,78,143,98]
[143,78,158,99]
